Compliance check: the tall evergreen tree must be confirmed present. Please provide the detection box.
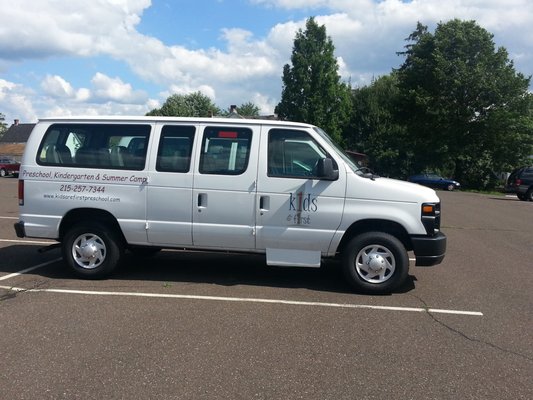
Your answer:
[275,17,351,143]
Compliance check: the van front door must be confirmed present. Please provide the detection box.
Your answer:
[256,128,346,266]
[192,125,258,250]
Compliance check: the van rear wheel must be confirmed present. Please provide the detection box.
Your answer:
[62,222,123,279]
[342,232,408,294]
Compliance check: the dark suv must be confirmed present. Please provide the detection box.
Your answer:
[506,166,533,201]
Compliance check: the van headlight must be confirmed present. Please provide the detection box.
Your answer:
[421,202,441,235]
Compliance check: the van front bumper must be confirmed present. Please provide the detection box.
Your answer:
[411,232,446,266]
[14,221,26,238]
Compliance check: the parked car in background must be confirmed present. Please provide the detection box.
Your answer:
[408,173,461,191]
[505,166,533,201]
[0,157,21,177]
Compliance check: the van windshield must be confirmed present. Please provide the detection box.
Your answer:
[313,127,364,176]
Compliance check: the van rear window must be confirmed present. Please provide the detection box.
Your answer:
[37,124,151,170]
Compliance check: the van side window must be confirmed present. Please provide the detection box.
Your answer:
[37,124,151,170]
[156,125,195,173]
[199,127,252,175]
[268,129,335,178]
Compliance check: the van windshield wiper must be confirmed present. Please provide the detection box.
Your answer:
[358,167,379,180]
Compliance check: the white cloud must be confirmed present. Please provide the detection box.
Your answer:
[42,102,153,119]
[0,79,17,99]
[75,88,92,102]
[1,75,153,122]
[1,0,532,122]
[41,75,75,98]
[91,72,148,103]
[251,0,332,9]
[0,79,37,122]
[165,84,217,100]
[0,0,151,61]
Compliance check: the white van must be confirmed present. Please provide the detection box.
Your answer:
[14,116,446,293]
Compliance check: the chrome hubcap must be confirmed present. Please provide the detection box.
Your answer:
[355,244,395,283]
[72,233,106,269]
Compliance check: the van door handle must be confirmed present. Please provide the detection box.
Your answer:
[198,193,207,209]
[259,196,269,214]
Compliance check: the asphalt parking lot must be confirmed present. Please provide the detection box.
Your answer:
[1,176,532,399]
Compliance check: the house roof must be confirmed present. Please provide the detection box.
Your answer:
[1,123,35,143]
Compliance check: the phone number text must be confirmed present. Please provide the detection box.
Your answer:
[60,184,106,193]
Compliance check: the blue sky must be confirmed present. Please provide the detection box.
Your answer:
[1,0,532,125]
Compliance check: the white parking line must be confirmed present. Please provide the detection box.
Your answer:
[0,258,62,281]
[0,253,483,317]
[0,239,55,245]
[0,216,18,220]
[0,282,483,316]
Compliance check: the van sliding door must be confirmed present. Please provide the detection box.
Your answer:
[192,125,259,250]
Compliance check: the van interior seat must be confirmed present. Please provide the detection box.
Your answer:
[110,146,130,167]
[127,138,147,169]
[127,138,146,155]
[75,147,98,165]
[173,149,189,171]
[96,148,111,166]
[202,145,226,172]
[44,144,72,164]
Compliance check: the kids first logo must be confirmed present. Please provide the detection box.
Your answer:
[287,192,318,225]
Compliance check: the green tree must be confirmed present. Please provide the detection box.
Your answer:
[236,102,260,118]
[275,17,351,143]
[146,92,221,117]
[396,19,533,188]
[348,74,410,177]
[0,113,7,140]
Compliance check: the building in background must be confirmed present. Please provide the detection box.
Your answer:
[0,120,35,162]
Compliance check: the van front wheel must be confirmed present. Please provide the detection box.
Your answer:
[342,232,408,294]
[62,222,122,279]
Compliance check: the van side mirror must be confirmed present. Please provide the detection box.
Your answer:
[317,158,339,180]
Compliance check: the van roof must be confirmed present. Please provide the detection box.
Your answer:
[38,116,315,129]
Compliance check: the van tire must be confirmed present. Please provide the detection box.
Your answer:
[342,232,408,294]
[62,222,123,279]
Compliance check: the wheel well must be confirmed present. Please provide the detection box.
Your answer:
[337,219,412,255]
[59,208,126,244]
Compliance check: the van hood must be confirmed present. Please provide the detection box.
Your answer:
[347,174,440,203]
